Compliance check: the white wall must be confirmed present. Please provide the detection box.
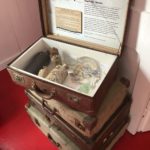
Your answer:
[119,1,150,134]
[134,11,150,133]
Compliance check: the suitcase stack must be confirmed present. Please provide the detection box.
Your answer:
[6,0,131,149]
[25,78,131,150]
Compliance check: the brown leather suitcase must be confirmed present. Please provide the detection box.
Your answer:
[7,0,130,116]
[25,78,128,138]
[26,97,130,150]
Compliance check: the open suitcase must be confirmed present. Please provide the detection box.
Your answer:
[26,97,130,150]
[7,0,130,116]
[25,78,128,138]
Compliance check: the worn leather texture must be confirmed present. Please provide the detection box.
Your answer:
[25,79,128,138]
[8,58,118,116]
[26,103,129,150]
[26,104,80,150]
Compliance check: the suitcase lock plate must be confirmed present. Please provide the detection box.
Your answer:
[14,73,24,84]
[75,119,85,131]
[68,94,80,103]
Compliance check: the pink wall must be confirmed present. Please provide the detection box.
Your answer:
[0,0,42,69]
[0,1,20,64]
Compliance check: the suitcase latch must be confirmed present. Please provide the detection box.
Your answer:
[68,94,80,103]
[14,73,24,84]
[75,119,85,131]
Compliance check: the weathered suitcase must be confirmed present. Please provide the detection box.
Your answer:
[7,0,130,115]
[26,95,131,150]
[26,104,80,150]
[45,98,130,150]
[105,124,128,150]
[25,78,128,138]
[26,100,130,150]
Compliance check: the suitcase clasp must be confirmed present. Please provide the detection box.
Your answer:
[75,119,85,131]
[68,94,80,103]
[14,73,24,83]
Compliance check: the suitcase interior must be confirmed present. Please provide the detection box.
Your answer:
[8,37,117,97]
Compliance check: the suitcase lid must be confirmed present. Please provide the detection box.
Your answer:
[39,0,130,55]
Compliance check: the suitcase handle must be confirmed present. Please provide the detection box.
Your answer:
[31,81,56,100]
